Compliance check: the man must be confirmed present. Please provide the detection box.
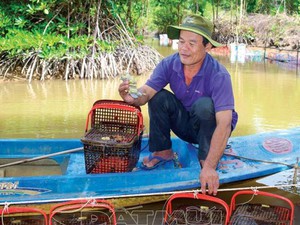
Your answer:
[118,14,238,195]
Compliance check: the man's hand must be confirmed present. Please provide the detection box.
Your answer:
[118,80,135,105]
[200,164,219,196]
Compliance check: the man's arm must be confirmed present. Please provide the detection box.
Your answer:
[200,109,232,195]
[118,80,157,106]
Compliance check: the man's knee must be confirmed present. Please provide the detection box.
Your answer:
[190,97,215,120]
[149,89,173,108]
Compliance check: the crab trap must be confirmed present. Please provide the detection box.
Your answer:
[163,192,230,225]
[229,190,294,225]
[49,199,116,225]
[0,207,48,225]
[81,100,143,173]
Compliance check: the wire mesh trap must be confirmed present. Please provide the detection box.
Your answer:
[229,190,295,225]
[49,199,117,225]
[164,193,230,225]
[0,207,48,225]
[81,100,143,173]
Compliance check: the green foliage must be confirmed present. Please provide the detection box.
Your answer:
[246,0,257,13]
[0,30,39,54]
[0,0,127,60]
[96,40,117,53]
[150,0,189,33]
[152,6,179,33]
[0,0,299,81]
[1,0,299,42]
[240,25,256,42]
[0,10,12,35]
[286,0,300,15]
[0,28,95,60]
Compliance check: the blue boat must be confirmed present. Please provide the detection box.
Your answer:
[0,127,299,205]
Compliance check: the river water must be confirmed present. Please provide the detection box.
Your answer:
[1,43,300,138]
[1,41,300,223]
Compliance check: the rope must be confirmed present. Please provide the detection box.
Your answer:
[0,183,299,206]
[235,187,258,207]
[223,152,296,168]
[195,143,298,168]
[52,198,95,214]
[1,203,10,225]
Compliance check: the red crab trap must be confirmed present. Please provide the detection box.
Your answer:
[229,190,295,225]
[164,192,230,225]
[81,100,143,174]
[0,206,48,225]
[49,199,117,225]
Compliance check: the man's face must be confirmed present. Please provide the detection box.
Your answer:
[178,30,211,66]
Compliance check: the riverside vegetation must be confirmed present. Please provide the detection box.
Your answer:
[0,1,299,81]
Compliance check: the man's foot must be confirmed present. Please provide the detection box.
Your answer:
[141,149,174,170]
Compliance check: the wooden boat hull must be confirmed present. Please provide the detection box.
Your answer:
[0,127,299,205]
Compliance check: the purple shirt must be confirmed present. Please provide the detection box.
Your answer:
[146,53,238,129]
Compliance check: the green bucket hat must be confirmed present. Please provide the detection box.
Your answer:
[167,14,222,47]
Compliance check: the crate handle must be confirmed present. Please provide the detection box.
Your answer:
[84,103,143,135]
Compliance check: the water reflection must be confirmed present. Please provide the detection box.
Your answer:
[0,43,300,138]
